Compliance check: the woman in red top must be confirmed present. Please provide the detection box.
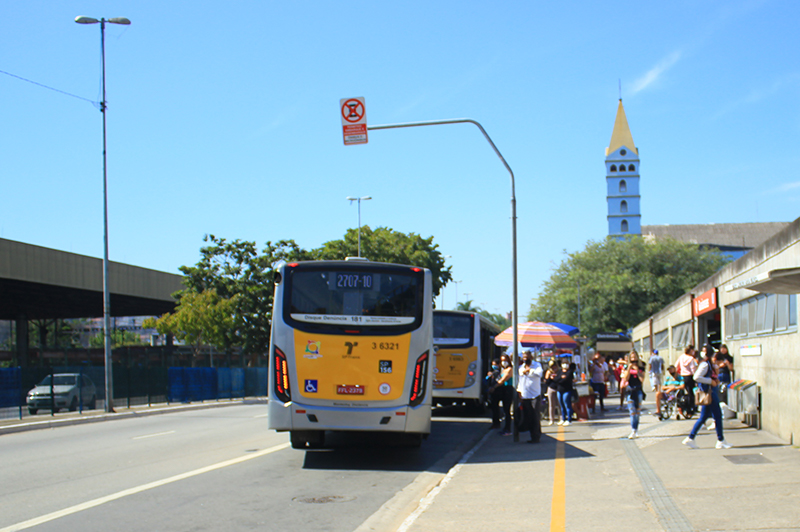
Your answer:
[621,350,645,439]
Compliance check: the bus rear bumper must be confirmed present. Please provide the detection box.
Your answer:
[269,401,431,434]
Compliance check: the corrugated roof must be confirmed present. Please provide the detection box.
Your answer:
[641,222,791,249]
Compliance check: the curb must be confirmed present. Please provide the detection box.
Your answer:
[0,399,267,436]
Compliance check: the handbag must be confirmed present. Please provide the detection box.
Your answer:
[696,389,712,406]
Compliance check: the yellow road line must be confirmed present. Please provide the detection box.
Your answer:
[551,425,566,532]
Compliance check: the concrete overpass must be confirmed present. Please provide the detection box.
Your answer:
[1,238,184,363]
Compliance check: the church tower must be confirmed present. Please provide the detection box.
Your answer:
[606,100,641,239]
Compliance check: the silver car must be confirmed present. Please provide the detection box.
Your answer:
[27,373,98,414]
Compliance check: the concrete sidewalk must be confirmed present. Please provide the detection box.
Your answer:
[404,399,800,532]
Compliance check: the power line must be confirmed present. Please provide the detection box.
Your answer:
[0,69,100,108]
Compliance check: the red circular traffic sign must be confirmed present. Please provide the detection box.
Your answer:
[341,99,365,123]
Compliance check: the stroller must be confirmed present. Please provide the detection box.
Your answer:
[660,387,696,420]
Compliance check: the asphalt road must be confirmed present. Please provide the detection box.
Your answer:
[0,403,488,532]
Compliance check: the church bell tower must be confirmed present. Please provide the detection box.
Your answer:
[606,100,641,239]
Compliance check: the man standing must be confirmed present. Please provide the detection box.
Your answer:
[589,352,608,413]
[648,349,665,418]
[517,350,544,443]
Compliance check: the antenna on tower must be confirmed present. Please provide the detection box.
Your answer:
[618,79,622,100]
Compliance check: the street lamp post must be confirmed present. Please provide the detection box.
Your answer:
[453,280,462,309]
[366,118,519,440]
[75,15,130,413]
[346,196,371,257]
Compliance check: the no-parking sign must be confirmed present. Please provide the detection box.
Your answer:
[340,97,368,145]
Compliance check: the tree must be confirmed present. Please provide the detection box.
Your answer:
[175,235,312,363]
[314,226,452,298]
[528,236,730,340]
[456,300,480,312]
[143,289,238,364]
[88,328,147,349]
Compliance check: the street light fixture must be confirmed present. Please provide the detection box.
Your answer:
[453,280,462,309]
[346,196,371,257]
[75,15,131,413]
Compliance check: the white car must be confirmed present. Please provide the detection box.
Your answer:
[27,373,98,414]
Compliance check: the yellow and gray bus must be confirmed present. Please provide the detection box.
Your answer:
[432,310,503,411]
[268,259,434,448]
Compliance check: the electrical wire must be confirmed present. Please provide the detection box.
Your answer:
[0,68,100,109]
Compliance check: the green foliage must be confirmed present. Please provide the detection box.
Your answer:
[144,289,238,360]
[528,236,730,340]
[314,226,452,298]
[159,229,451,361]
[456,300,511,329]
[88,328,147,348]
[174,235,312,360]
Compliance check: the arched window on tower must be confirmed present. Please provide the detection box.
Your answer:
[619,180,627,193]
[620,200,628,213]
[628,164,636,172]
[618,165,626,172]
[621,220,629,233]
[610,165,617,172]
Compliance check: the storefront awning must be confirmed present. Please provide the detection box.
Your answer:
[740,267,800,295]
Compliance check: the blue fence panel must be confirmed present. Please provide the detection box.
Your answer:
[231,368,245,398]
[218,368,232,399]
[245,367,267,396]
[0,368,22,408]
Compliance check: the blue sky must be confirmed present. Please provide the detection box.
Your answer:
[2,0,799,320]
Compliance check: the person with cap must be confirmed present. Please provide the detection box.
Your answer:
[648,348,665,418]
[516,350,544,443]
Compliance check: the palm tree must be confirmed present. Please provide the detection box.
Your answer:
[456,300,481,312]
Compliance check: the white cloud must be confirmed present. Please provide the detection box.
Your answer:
[630,51,683,95]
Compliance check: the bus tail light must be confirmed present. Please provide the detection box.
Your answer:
[273,347,291,403]
[409,351,429,407]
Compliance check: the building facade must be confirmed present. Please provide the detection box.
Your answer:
[632,217,800,444]
[606,100,641,239]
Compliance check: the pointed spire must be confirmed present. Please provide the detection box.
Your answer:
[606,100,637,156]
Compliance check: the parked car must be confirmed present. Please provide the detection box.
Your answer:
[27,373,97,414]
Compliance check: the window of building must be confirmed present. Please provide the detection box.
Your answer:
[621,220,629,232]
[672,321,691,348]
[628,164,636,171]
[725,293,797,339]
[610,165,617,172]
[619,180,627,193]
[654,329,669,350]
[620,200,628,213]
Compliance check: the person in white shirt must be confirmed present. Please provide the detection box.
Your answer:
[517,350,544,443]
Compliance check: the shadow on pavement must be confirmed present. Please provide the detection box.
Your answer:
[468,432,594,464]
[301,419,487,473]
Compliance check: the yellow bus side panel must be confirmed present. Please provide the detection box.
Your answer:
[293,330,411,401]
[433,346,478,389]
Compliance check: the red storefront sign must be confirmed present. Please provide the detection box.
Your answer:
[693,288,718,317]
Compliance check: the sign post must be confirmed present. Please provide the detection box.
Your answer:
[340,97,368,145]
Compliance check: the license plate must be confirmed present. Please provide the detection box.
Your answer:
[337,385,365,395]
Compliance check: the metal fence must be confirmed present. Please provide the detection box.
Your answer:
[0,365,267,420]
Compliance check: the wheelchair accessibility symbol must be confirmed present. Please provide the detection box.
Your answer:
[305,380,318,393]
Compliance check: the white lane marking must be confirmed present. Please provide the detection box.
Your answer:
[395,430,492,532]
[254,413,270,418]
[132,431,176,440]
[0,442,291,532]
